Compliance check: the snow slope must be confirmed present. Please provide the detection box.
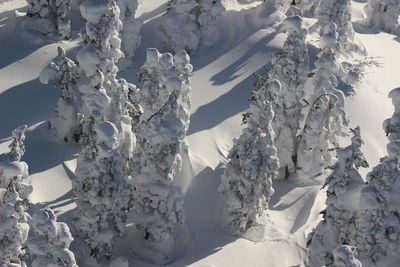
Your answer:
[0,0,399,266]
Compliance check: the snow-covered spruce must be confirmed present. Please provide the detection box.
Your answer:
[291,0,317,16]
[162,0,225,54]
[307,127,368,267]
[40,47,81,143]
[383,87,400,142]
[116,0,142,61]
[74,120,134,262]
[364,0,400,34]
[316,0,355,53]
[9,125,27,162]
[72,0,137,261]
[261,15,309,179]
[0,126,32,267]
[197,0,225,48]
[26,0,71,38]
[131,49,192,263]
[357,141,400,262]
[27,208,77,267]
[357,89,400,262]
[162,0,200,53]
[331,245,362,267]
[79,0,124,93]
[218,80,280,240]
[296,22,348,180]
[2,126,32,200]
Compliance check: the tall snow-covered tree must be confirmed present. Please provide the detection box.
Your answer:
[26,0,71,38]
[0,127,32,267]
[116,0,142,61]
[197,0,225,47]
[296,22,348,180]
[162,0,200,53]
[316,0,355,52]
[40,47,81,143]
[357,88,400,262]
[162,0,225,53]
[72,0,136,261]
[218,79,280,239]
[259,15,309,178]
[331,245,362,267]
[131,49,192,264]
[27,208,77,267]
[307,127,368,267]
[0,186,30,267]
[364,0,400,34]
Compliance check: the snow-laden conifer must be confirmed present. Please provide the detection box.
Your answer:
[263,15,309,178]
[0,127,32,267]
[218,80,280,240]
[27,208,77,267]
[331,245,362,267]
[383,87,400,142]
[9,125,27,162]
[307,127,368,267]
[296,22,348,180]
[162,0,225,53]
[72,0,136,261]
[130,50,191,264]
[162,0,199,53]
[316,0,355,52]
[26,0,71,38]
[357,88,400,262]
[116,0,142,60]
[40,47,81,143]
[197,0,225,47]
[364,0,400,34]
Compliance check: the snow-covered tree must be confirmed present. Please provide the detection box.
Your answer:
[72,0,137,261]
[136,49,175,122]
[197,0,225,47]
[27,208,77,267]
[26,0,71,38]
[74,120,134,261]
[131,50,192,262]
[0,127,32,267]
[383,87,400,142]
[218,79,280,239]
[9,125,27,162]
[162,0,225,53]
[316,0,355,52]
[261,15,309,178]
[357,88,400,262]
[291,0,317,15]
[40,47,81,143]
[162,0,200,53]
[116,0,142,60]
[296,22,348,180]
[307,127,368,267]
[331,245,362,267]
[0,186,30,267]
[364,0,400,34]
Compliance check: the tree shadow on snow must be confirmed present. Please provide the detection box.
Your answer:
[0,7,56,69]
[210,30,279,86]
[169,165,238,266]
[0,79,58,140]
[23,123,78,174]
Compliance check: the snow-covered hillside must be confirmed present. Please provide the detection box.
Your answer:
[1,0,400,266]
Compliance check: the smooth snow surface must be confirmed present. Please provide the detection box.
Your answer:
[0,0,400,266]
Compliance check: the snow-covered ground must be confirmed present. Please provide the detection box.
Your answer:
[1,0,399,266]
